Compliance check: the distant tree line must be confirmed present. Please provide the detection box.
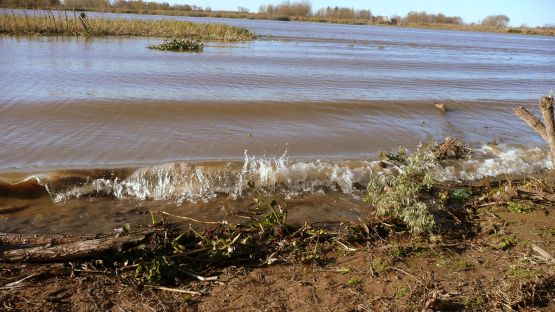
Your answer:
[313,6,371,20]
[0,0,516,29]
[0,0,61,7]
[401,11,463,25]
[256,2,513,27]
[258,0,312,17]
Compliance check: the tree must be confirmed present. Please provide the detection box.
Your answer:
[481,15,510,27]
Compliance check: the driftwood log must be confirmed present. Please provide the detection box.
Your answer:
[514,95,555,158]
[0,230,153,263]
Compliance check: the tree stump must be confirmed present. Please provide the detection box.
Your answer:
[514,94,555,159]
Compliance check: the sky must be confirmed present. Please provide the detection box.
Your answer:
[169,0,555,27]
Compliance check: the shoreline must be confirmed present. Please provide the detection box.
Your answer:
[3,8,554,38]
[1,171,553,310]
[7,7,554,37]
[0,140,552,234]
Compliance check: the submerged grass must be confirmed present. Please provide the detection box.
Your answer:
[0,11,255,40]
[147,38,203,51]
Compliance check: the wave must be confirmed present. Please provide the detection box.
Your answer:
[47,151,394,204]
[437,143,552,181]
[0,144,551,204]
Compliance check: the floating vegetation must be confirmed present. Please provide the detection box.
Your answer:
[0,10,256,40]
[148,38,203,52]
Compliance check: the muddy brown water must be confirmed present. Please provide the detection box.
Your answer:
[1,12,554,233]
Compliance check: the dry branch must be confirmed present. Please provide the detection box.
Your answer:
[514,94,555,158]
[0,231,152,263]
[0,232,98,246]
[514,107,548,141]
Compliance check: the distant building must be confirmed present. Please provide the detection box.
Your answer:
[370,16,390,24]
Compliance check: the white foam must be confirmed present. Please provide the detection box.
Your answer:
[437,144,552,182]
[48,144,552,203]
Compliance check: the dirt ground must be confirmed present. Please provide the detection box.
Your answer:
[1,177,554,311]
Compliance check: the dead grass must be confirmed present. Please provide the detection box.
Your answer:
[0,10,255,40]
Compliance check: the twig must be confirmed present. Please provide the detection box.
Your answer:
[72,269,108,274]
[144,285,202,296]
[177,247,210,257]
[390,267,427,287]
[477,201,502,208]
[333,238,357,252]
[182,270,218,281]
[3,273,40,288]
[161,211,226,225]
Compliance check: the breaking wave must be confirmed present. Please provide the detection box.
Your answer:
[0,145,552,204]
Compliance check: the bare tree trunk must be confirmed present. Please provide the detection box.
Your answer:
[514,94,555,160]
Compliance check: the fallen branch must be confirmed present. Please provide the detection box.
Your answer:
[0,232,98,247]
[0,230,153,263]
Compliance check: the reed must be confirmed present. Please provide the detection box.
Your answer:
[0,10,256,40]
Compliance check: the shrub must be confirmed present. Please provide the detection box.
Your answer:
[365,143,438,234]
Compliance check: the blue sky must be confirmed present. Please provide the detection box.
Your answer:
[171,0,555,27]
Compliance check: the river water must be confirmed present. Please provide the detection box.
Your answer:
[1,12,554,233]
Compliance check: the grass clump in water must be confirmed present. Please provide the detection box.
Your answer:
[148,38,203,52]
[366,143,439,234]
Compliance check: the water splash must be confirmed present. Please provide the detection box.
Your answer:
[2,144,550,204]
